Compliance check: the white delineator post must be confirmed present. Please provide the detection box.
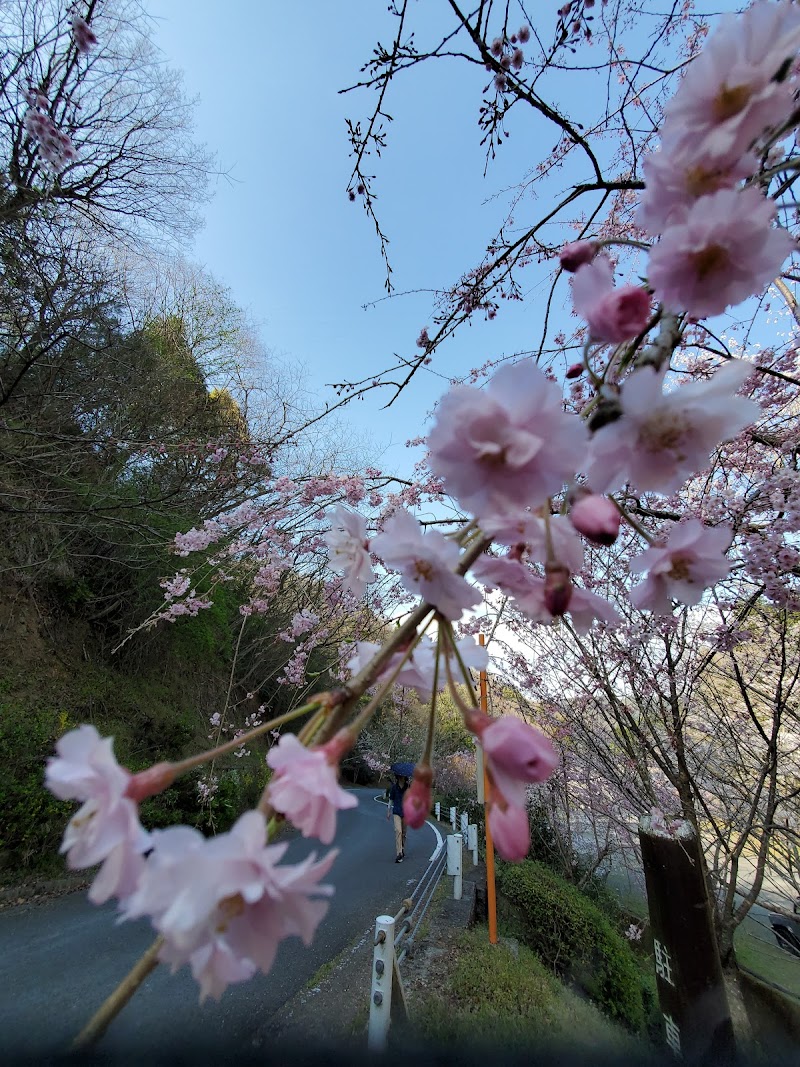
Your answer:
[368,914,395,1052]
[435,801,441,821]
[447,833,463,901]
[450,806,457,829]
[467,823,478,865]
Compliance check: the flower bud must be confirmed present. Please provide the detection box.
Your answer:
[544,562,572,616]
[403,764,434,829]
[489,797,530,861]
[559,240,597,273]
[565,363,584,380]
[569,493,621,546]
[126,762,176,803]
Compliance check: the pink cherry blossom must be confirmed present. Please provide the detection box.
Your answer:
[585,360,759,496]
[569,493,621,545]
[482,512,584,573]
[560,240,598,272]
[347,634,488,698]
[572,256,651,344]
[323,505,376,598]
[45,725,150,903]
[123,812,336,1001]
[636,131,758,236]
[661,0,800,162]
[629,520,733,614]
[267,733,357,844]
[566,584,622,634]
[467,711,558,807]
[647,188,796,319]
[471,555,549,623]
[426,361,588,521]
[371,508,480,620]
[70,14,99,53]
[488,798,530,861]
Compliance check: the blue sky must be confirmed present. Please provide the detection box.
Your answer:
[150,1,584,475]
[149,2,747,480]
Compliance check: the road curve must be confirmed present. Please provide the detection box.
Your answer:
[0,787,437,1056]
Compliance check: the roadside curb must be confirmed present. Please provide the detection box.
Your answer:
[0,874,89,909]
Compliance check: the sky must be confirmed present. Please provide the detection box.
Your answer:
[148,1,584,478]
[148,1,751,487]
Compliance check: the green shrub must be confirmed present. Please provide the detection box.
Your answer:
[498,860,646,1032]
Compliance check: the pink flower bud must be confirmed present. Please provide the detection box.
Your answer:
[489,798,530,861]
[587,285,651,344]
[569,493,621,546]
[544,562,572,616]
[559,240,598,272]
[565,363,584,380]
[466,711,558,808]
[126,762,176,802]
[403,764,433,829]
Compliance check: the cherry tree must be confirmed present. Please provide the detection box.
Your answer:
[24,0,800,1044]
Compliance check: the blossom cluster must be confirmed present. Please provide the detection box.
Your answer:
[23,91,77,174]
[45,724,356,1000]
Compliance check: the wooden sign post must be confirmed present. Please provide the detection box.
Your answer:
[639,815,735,1063]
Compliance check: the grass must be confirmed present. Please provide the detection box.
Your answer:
[408,926,647,1055]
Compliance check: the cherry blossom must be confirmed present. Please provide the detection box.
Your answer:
[629,520,733,614]
[70,13,99,54]
[323,505,376,598]
[347,634,488,698]
[636,132,757,236]
[466,710,558,807]
[568,493,620,546]
[647,188,796,319]
[482,512,584,573]
[571,256,651,344]
[488,797,530,861]
[266,733,357,844]
[661,0,800,161]
[45,725,149,904]
[371,508,480,620]
[122,812,336,1001]
[584,360,759,496]
[559,240,597,272]
[426,362,587,520]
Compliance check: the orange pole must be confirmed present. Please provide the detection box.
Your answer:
[479,633,498,945]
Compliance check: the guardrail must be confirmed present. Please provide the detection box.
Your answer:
[368,803,481,1051]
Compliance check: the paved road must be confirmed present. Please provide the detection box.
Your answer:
[0,787,441,1057]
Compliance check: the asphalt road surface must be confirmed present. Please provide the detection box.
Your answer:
[0,787,441,1057]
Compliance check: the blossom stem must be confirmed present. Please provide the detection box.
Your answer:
[420,627,442,766]
[170,700,324,776]
[440,619,480,696]
[597,236,651,253]
[72,936,164,1050]
[347,614,438,739]
[611,496,655,544]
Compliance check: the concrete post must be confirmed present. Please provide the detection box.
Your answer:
[447,833,463,901]
[450,806,457,830]
[368,914,396,1052]
[467,823,478,865]
[435,801,441,821]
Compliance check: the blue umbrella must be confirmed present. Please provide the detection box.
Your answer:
[390,761,415,778]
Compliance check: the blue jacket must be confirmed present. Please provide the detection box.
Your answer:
[389,780,408,816]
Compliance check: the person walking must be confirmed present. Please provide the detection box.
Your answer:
[387,774,409,862]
